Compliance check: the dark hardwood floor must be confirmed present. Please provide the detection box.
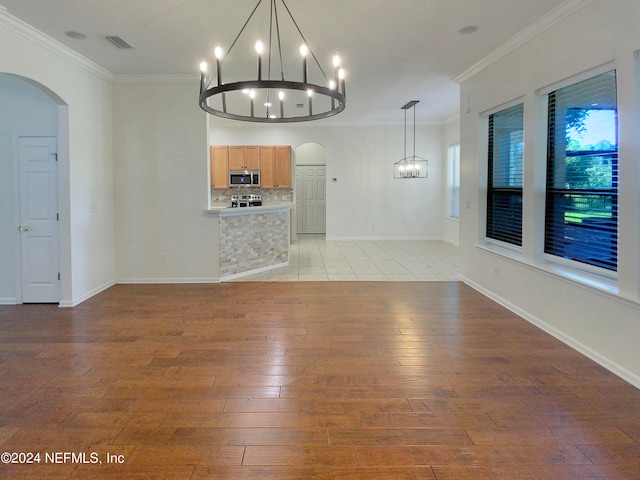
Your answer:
[1,282,639,479]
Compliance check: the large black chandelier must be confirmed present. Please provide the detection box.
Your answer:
[198,0,347,123]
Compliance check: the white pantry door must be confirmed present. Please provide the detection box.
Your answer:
[18,137,60,303]
[296,165,326,234]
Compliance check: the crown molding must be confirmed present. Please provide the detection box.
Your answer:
[113,74,199,84]
[454,0,594,84]
[0,6,113,82]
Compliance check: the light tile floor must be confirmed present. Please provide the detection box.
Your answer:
[230,234,460,282]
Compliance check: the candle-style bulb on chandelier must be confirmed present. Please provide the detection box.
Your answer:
[394,100,428,179]
[198,0,347,123]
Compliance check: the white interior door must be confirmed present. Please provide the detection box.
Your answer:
[296,165,326,234]
[18,136,60,303]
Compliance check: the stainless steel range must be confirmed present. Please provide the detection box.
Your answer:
[231,194,262,207]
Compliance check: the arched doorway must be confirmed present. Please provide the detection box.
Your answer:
[0,73,69,304]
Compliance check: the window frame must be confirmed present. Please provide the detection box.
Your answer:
[544,69,618,272]
[447,143,460,220]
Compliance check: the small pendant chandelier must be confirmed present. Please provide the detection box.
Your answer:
[394,100,428,179]
[198,0,346,123]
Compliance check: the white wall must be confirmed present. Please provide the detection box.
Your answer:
[113,79,215,282]
[459,0,640,386]
[209,123,444,240]
[112,94,448,281]
[0,11,115,306]
[295,142,326,165]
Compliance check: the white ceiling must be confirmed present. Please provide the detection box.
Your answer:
[1,0,571,125]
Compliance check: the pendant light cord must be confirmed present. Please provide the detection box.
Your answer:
[403,108,407,159]
[413,103,416,159]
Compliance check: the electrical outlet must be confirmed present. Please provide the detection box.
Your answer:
[161,253,168,263]
[494,265,500,276]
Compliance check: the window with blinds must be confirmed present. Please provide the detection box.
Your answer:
[448,143,460,219]
[545,70,618,271]
[487,104,524,245]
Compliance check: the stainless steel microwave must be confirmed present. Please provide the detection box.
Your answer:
[229,170,260,187]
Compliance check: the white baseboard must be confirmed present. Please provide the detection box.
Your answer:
[0,297,18,305]
[59,280,116,307]
[116,277,220,284]
[325,236,443,242]
[461,275,640,390]
[220,261,289,282]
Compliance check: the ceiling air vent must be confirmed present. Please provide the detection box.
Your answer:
[105,36,133,49]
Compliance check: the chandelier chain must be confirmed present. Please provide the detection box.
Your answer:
[272,0,285,81]
[279,0,328,82]
[226,0,262,59]
[267,0,273,83]
[266,0,273,105]
[206,0,263,90]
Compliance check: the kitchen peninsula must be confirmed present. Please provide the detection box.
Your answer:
[206,145,294,281]
[206,203,293,280]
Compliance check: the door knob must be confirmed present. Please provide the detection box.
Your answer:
[18,225,30,231]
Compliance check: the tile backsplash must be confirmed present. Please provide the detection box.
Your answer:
[211,188,293,205]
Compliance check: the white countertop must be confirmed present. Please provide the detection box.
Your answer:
[205,203,294,217]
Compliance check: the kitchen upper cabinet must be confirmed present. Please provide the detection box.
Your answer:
[259,146,275,188]
[228,146,244,170]
[210,146,229,189]
[260,146,291,188]
[275,146,292,188]
[229,146,260,170]
[246,146,260,170]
